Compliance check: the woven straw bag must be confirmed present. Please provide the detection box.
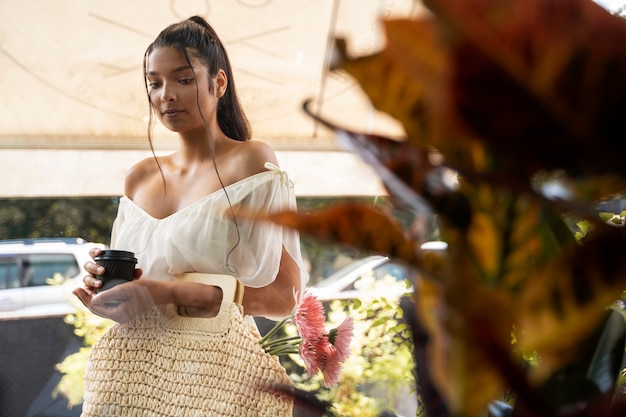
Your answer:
[81,273,293,417]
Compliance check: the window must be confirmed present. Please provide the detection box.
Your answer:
[373,262,409,282]
[23,254,80,287]
[0,256,20,289]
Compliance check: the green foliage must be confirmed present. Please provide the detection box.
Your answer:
[574,220,593,242]
[0,197,119,243]
[44,273,114,406]
[53,346,92,407]
[55,308,115,407]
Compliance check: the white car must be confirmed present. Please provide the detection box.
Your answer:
[0,238,106,320]
[307,255,412,302]
[307,242,448,302]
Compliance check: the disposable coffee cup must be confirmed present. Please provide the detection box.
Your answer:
[94,250,138,292]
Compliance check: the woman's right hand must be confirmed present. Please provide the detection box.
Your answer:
[72,247,146,322]
[82,247,143,292]
[81,247,105,294]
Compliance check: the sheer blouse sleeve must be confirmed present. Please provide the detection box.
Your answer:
[227,163,309,289]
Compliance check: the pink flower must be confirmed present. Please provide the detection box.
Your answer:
[261,290,353,387]
[300,336,344,387]
[327,316,354,362]
[299,336,329,376]
[292,290,326,341]
[320,344,343,387]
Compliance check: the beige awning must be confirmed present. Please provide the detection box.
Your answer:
[0,0,424,197]
[0,148,387,197]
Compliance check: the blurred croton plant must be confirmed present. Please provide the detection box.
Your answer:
[267,0,626,416]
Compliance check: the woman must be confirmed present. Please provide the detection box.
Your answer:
[73,15,309,415]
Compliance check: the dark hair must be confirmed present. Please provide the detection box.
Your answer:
[143,16,251,141]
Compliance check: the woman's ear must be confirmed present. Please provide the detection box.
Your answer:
[215,69,228,98]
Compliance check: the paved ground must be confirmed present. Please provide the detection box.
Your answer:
[0,316,81,417]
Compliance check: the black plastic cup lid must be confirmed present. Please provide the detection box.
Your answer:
[95,250,137,262]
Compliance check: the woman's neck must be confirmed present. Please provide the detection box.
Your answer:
[176,125,229,164]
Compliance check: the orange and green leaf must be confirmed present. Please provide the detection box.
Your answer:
[425,0,626,178]
[515,225,626,375]
[332,19,491,176]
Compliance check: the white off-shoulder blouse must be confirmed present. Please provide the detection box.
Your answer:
[109,163,309,293]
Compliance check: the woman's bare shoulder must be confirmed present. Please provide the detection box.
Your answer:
[233,139,278,176]
[124,156,163,198]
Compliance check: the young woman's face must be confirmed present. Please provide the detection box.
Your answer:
[146,46,221,133]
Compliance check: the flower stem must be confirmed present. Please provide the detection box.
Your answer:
[267,345,300,356]
[258,316,291,345]
[261,335,302,349]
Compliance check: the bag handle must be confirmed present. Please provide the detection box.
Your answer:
[173,272,245,305]
[163,273,246,332]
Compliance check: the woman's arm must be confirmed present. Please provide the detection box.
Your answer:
[73,248,223,322]
[177,246,300,320]
[74,246,300,322]
[242,246,302,319]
